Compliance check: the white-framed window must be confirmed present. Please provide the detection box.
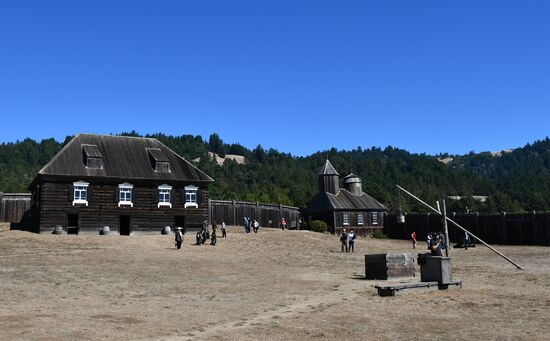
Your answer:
[184,185,198,208]
[72,181,89,206]
[342,212,350,226]
[357,213,364,226]
[118,182,133,207]
[158,184,172,208]
[371,212,379,225]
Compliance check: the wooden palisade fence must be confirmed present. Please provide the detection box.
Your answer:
[384,212,550,246]
[209,199,301,229]
[0,192,32,223]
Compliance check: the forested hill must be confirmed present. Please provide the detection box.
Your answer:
[1,132,549,213]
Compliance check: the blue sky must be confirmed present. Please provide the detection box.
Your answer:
[1,1,549,156]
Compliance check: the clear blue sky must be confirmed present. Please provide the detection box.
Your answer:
[1,1,549,156]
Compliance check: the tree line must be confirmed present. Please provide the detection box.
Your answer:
[1,132,549,213]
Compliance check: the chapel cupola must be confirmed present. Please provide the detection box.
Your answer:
[318,159,340,194]
[344,173,363,196]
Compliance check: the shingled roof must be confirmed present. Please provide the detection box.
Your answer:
[34,134,214,183]
[307,189,387,213]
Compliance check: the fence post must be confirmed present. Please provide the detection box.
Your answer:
[501,212,507,244]
[475,212,480,239]
[232,200,236,226]
[208,199,212,225]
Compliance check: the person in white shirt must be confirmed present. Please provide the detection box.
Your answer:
[348,230,356,253]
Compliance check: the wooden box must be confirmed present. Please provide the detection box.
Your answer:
[418,254,452,284]
[365,253,415,280]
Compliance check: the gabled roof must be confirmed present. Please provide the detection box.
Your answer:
[307,189,387,212]
[318,159,339,176]
[35,134,214,183]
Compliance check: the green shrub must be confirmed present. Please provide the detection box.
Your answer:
[308,220,328,233]
[371,229,388,239]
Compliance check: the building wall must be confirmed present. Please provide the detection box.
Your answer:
[334,211,384,228]
[334,211,385,236]
[36,179,209,234]
[307,210,385,235]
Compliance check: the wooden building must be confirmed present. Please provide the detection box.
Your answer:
[305,159,386,235]
[29,134,214,235]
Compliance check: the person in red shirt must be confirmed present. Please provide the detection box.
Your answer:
[411,231,417,249]
[280,218,287,230]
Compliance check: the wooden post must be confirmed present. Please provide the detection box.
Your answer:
[0,192,3,222]
[232,200,236,226]
[208,199,212,225]
[332,211,337,234]
[442,199,450,257]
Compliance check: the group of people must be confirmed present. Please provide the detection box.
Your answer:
[243,217,260,233]
[175,220,228,249]
[411,230,473,254]
[339,228,357,253]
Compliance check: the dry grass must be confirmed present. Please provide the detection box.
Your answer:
[0,223,549,340]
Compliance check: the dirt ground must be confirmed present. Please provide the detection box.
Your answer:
[1,223,549,341]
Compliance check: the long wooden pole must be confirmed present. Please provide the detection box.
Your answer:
[396,185,523,270]
[442,199,450,257]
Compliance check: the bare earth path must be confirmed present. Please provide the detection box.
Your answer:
[1,223,549,340]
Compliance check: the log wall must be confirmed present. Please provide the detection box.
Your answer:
[36,180,209,234]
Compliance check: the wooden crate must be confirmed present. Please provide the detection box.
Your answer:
[365,253,415,280]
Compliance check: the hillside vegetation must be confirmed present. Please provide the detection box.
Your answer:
[1,131,549,213]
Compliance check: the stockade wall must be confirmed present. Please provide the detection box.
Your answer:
[0,193,31,223]
[384,213,550,246]
[209,200,301,229]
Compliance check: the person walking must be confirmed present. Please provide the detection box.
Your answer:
[202,219,209,239]
[221,221,227,238]
[340,229,348,252]
[348,230,356,253]
[210,228,217,246]
[411,231,417,249]
[280,217,286,230]
[243,217,250,233]
[174,227,183,249]
[464,231,470,250]
[253,219,260,233]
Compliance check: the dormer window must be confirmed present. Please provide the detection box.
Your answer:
[156,161,170,172]
[72,181,89,206]
[158,184,172,208]
[184,185,198,208]
[82,144,103,169]
[147,148,171,172]
[118,183,133,207]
